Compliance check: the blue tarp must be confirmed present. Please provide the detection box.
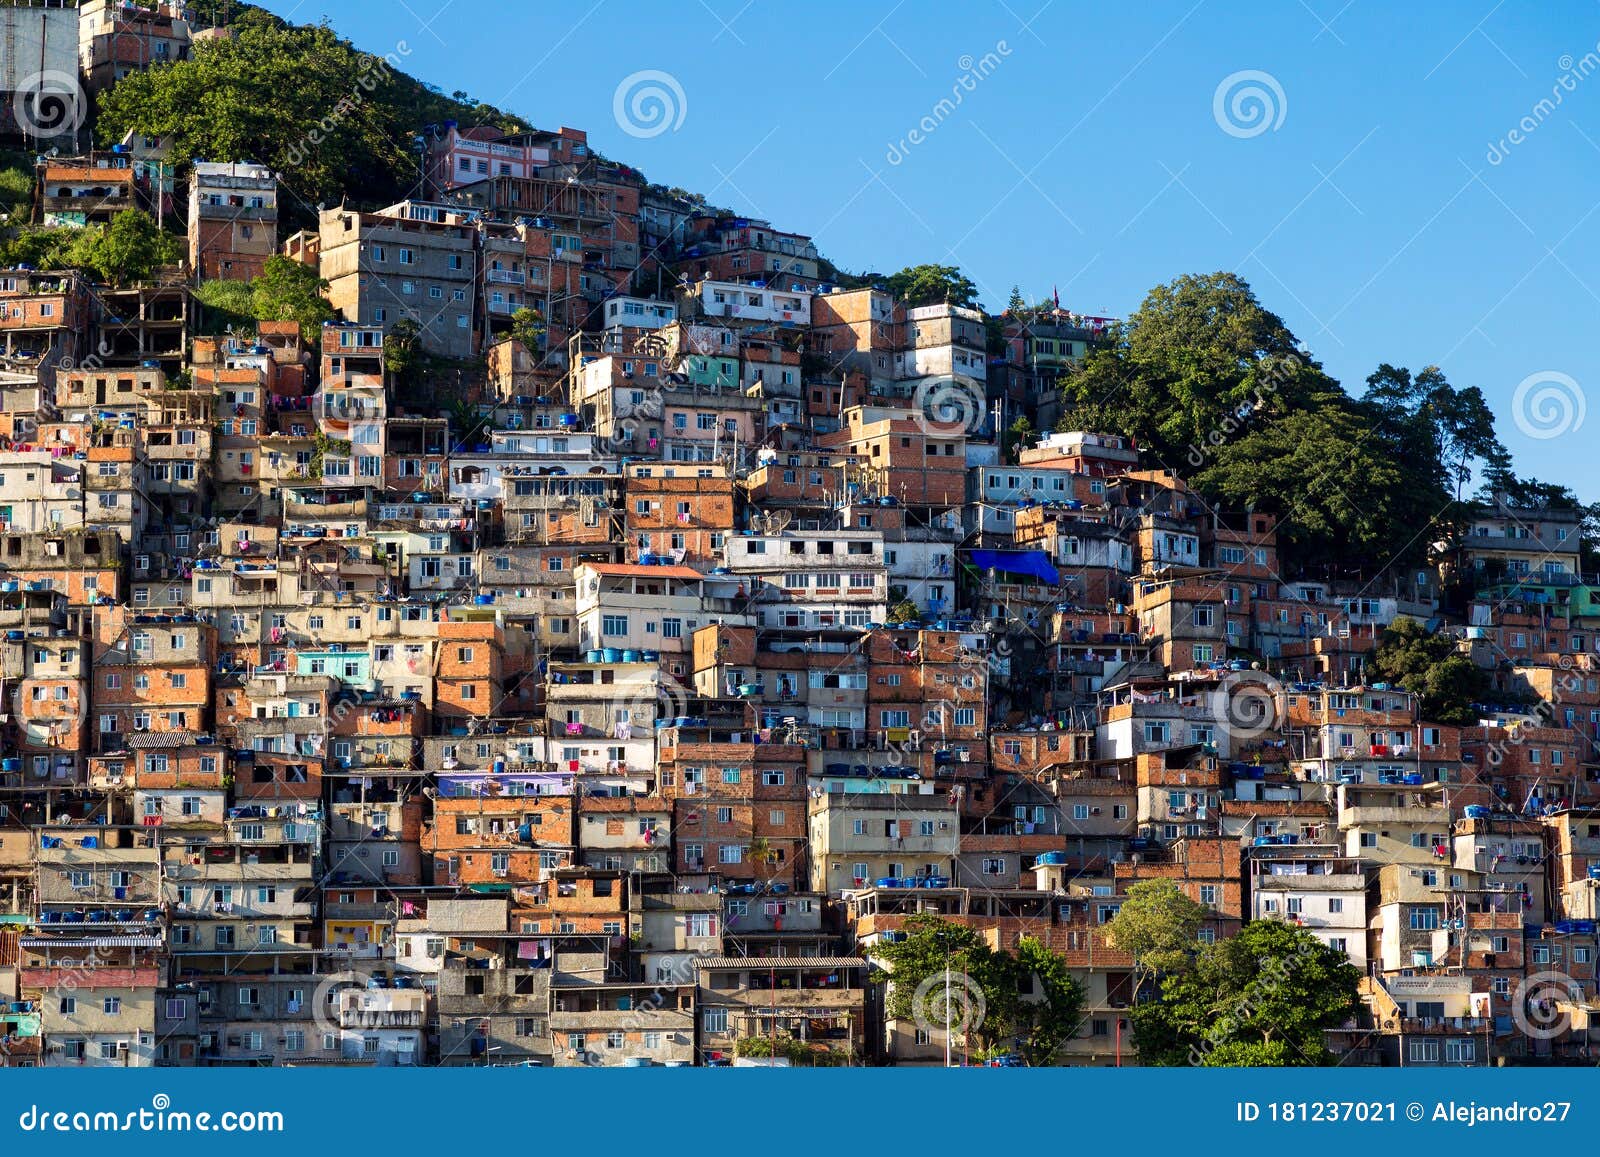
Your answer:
[966,549,1059,585]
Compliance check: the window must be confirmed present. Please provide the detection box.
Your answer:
[1409,907,1441,931]
[1406,1038,1439,1063]
[702,1007,728,1034]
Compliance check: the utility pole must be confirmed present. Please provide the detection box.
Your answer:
[943,932,952,1068]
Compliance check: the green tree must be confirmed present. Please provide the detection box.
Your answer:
[509,306,546,352]
[383,317,423,392]
[62,209,180,285]
[868,915,1083,1064]
[1132,920,1361,1066]
[1002,415,1034,463]
[1056,272,1474,576]
[0,160,32,219]
[1362,364,1504,502]
[1369,616,1488,725]
[1010,936,1087,1067]
[1060,271,1330,460]
[885,264,980,309]
[0,226,78,271]
[1192,402,1436,577]
[886,598,920,625]
[250,254,334,341]
[95,8,530,222]
[1105,879,1207,992]
[869,916,1013,1055]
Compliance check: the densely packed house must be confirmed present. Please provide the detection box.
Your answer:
[1,108,1599,1070]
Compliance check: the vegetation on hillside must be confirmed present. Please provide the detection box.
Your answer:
[1108,886,1360,1066]
[0,209,178,285]
[194,253,334,341]
[868,914,1085,1066]
[96,6,530,224]
[20,2,1583,592]
[1369,616,1492,724]
[1056,271,1581,578]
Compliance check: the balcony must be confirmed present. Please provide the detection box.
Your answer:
[1399,1016,1492,1034]
[486,269,527,285]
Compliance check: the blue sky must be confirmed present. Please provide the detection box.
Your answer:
[265,0,1600,498]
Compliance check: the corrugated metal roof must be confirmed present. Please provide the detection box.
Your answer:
[694,956,869,970]
[19,936,164,948]
[126,730,200,749]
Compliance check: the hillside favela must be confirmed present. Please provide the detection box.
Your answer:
[0,0,1596,1072]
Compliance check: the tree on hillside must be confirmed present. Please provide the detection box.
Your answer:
[508,306,546,352]
[868,914,1084,1064]
[1362,364,1505,502]
[0,226,78,271]
[95,10,527,220]
[65,209,181,285]
[1059,272,1486,576]
[1369,616,1488,725]
[1193,402,1440,577]
[1105,879,1208,993]
[1002,415,1034,463]
[1060,271,1335,461]
[1131,920,1361,1067]
[251,254,334,341]
[1011,936,1087,1067]
[885,264,980,309]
